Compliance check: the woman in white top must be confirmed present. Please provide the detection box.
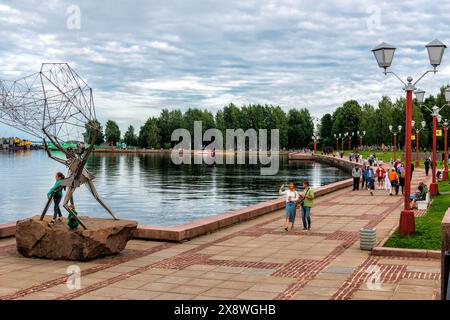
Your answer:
[279,182,299,231]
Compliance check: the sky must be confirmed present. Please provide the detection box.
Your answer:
[1,0,450,138]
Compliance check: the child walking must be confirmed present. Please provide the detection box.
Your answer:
[47,172,65,226]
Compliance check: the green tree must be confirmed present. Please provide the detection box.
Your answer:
[332,100,362,150]
[320,113,333,147]
[222,103,242,129]
[287,108,314,149]
[139,117,161,148]
[183,108,215,145]
[105,120,121,145]
[359,103,377,145]
[83,119,104,145]
[123,125,137,146]
[158,109,172,146]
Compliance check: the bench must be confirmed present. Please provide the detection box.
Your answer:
[417,192,430,210]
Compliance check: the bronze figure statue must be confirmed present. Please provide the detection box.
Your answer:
[0,63,118,229]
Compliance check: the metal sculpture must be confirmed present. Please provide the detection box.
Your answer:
[0,63,118,229]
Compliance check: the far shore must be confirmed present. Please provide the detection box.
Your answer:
[93,148,293,156]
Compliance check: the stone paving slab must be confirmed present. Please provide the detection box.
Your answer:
[0,164,441,300]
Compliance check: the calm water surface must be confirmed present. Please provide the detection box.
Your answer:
[0,151,349,226]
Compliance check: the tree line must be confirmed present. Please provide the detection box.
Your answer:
[319,85,450,150]
[83,103,315,150]
[84,85,450,151]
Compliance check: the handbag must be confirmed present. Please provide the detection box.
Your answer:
[295,191,303,209]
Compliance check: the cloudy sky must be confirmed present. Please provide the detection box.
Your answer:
[1,0,450,137]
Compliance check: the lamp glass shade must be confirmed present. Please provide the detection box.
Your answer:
[432,105,440,115]
[421,121,426,128]
[445,86,450,103]
[389,125,393,131]
[412,120,415,128]
[372,42,396,69]
[398,125,402,132]
[426,39,447,67]
[415,89,425,104]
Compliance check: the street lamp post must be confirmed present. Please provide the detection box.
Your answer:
[372,39,446,236]
[312,134,319,155]
[416,87,449,191]
[443,119,449,181]
[341,133,346,154]
[429,106,441,195]
[357,130,366,150]
[389,125,402,161]
[348,132,354,150]
[334,134,339,153]
[412,119,426,168]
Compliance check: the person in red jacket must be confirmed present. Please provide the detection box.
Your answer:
[375,165,386,190]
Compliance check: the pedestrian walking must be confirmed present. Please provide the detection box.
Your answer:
[361,164,368,189]
[397,163,406,195]
[300,181,314,230]
[352,163,362,191]
[375,165,386,190]
[424,158,431,176]
[388,168,399,196]
[279,182,299,231]
[367,166,375,196]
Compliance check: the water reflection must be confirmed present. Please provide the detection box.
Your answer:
[0,151,349,226]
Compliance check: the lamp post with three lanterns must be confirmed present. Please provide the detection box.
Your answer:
[371,38,446,235]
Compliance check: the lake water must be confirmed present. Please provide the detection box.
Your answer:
[0,150,349,226]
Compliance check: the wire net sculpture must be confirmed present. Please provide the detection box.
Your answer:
[0,63,118,229]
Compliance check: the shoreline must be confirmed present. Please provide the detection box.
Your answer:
[0,153,352,242]
[93,148,292,156]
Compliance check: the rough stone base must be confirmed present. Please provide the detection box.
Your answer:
[16,216,138,261]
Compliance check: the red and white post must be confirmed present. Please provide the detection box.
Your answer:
[443,122,449,181]
[399,86,415,236]
[430,112,439,195]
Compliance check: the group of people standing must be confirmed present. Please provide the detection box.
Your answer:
[279,181,314,231]
[352,158,411,197]
[351,156,430,209]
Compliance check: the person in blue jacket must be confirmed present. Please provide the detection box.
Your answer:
[366,166,375,196]
[47,172,65,226]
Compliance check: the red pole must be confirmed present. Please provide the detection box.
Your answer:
[341,139,344,154]
[430,115,439,195]
[415,131,420,168]
[399,88,415,236]
[393,134,397,160]
[349,136,351,151]
[443,124,448,181]
[336,138,338,153]
[314,141,317,154]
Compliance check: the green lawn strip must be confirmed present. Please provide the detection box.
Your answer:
[439,180,450,193]
[383,181,449,250]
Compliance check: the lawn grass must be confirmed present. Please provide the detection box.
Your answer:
[383,181,450,250]
[348,150,438,167]
[358,150,395,163]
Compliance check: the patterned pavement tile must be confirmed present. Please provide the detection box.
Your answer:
[0,165,442,300]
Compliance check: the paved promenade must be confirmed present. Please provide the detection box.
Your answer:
[0,164,440,300]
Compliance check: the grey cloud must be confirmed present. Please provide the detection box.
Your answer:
[1,0,450,135]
